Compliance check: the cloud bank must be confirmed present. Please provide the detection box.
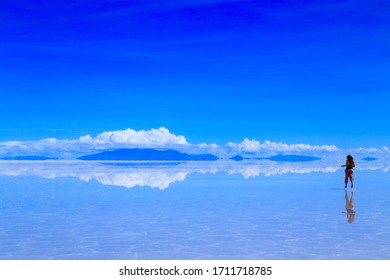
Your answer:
[0,127,189,159]
[227,138,339,154]
[79,127,188,146]
[0,127,388,160]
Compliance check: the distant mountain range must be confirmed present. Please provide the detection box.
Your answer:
[0,156,59,160]
[267,154,321,162]
[0,151,324,162]
[230,154,321,162]
[77,148,219,161]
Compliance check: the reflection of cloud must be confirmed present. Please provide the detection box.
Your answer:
[0,161,189,190]
[0,159,389,189]
[80,169,188,190]
[225,162,340,178]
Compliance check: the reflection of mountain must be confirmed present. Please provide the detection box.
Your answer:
[77,148,218,161]
[0,159,388,189]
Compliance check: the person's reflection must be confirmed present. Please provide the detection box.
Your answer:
[342,190,356,224]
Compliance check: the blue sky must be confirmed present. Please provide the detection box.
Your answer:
[1,0,390,152]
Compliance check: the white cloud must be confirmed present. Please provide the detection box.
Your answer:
[261,140,339,153]
[227,138,339,155]
[0,127,189,158]
[227,138,260,152]
[197,143,219,149]
[86,127,188,146]
[354,147,383,153]
[0,127,388,161]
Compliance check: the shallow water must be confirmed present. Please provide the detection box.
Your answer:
[0,161,389,259]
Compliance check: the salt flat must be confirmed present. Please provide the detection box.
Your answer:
[0,161,389,259]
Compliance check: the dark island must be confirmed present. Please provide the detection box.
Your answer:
[229,155,244,161]
[362,157,378,161]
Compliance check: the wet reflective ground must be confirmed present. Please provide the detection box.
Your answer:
[0,161,389,259]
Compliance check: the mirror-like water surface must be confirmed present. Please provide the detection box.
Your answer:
[0,161,389,259]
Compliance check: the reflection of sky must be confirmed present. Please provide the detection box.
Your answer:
[1,165,390,260]
[0,159,388,189]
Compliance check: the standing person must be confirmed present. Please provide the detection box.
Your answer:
[341,155,355,188]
